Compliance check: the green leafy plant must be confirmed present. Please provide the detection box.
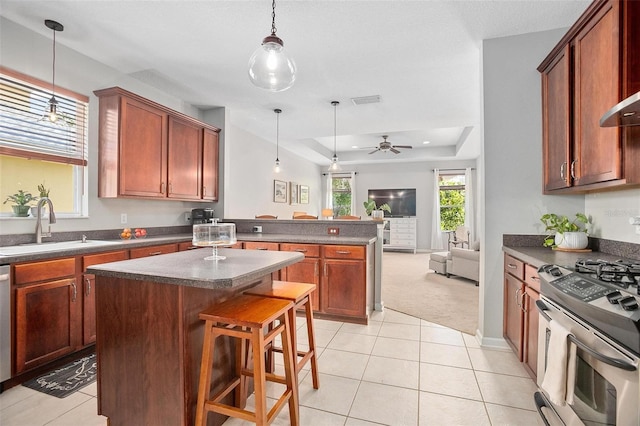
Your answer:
[363,200,391,216]
[3,189,38,206]
[37,183,50,198]
[540,213,590,247]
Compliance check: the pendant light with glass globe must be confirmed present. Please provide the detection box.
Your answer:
[248,0,296,92]
[42,19,64,123]
[329,101,341,171]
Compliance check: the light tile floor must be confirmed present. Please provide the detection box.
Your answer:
[0,309,540,426]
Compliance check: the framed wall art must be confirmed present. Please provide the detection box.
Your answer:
[299,185,309,204]
[273,180,287,203]
[289,182,299,205]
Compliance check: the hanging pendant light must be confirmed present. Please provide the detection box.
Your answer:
[42,19,64,123]
[328,101,341,171]
[248,0,296,92]
[274,108,282,173]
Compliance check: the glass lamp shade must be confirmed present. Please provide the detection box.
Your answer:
[328,156,341,171]
[248,36,296,92]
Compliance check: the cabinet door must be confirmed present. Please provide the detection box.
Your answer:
[503,273,524,361]
[202,129,219,201]
[167,116,202,200]
[120,97,168,198]
[282,258,320,311]
[322,259,365,317]
[573,1,621,186]
[15,278,81,373]
[523,286,540,379]
[541,44,572,191]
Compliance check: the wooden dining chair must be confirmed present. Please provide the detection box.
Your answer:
[336,215,361,220]
[292,211,307,218]
[292,214,318,219]
[255,215,278,219]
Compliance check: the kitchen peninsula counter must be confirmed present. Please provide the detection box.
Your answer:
[88,248,303,426]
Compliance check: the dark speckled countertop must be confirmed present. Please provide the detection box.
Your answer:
[87,248,304,289]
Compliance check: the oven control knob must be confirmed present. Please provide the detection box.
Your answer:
[619,296,639,311]
[606,291,623,304]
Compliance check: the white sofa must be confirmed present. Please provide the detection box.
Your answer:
[446,243,480,285]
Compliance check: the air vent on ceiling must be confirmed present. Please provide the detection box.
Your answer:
[351,95,382,105]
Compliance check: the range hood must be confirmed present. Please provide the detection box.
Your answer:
[600,91,640,127]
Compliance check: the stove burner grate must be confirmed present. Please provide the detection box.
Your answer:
[574,259,640,289]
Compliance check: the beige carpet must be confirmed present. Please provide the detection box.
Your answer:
[381,251,479,335]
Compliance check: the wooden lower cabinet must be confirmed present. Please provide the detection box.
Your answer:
[14,257,81,374]
[503,253,540,380]
[244,241,280,280]
[321,245,366,321]
[280,243,321,311]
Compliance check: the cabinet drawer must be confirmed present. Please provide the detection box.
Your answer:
[323,245,365,260]
[525,264,541,293]
[83,250,129,270]
[504,254,524,280]
[244,241,279,251]
[129,243,178,259]
[14,257,76,285]
[280,243,320,257]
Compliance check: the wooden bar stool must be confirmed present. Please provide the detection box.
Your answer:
[244,281,320,390]
[195,294,299,426]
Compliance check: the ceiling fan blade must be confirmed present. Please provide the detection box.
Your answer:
[390,148,400,154]
[368,148,380,154]
[393,145,413,149]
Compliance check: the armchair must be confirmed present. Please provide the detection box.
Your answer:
[446,240,480,285]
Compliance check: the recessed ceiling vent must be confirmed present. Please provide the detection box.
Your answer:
[351,95,382,105]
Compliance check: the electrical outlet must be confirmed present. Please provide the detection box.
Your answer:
[253,226,263,233]
[185,212,191,223]
[328,227,339,235]
[120,213,127,224]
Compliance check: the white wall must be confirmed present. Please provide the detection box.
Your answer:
[1,17,219,235]
[585,188,640,243]
[481,29,586,345]
[224,124,323,219]
[349,161,476,251]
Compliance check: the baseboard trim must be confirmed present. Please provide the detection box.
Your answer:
[476,331,511,351]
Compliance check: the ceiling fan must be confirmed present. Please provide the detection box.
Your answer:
[368,135,413,154]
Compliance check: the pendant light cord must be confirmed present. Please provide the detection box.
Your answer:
[51,26,56,96]
[276,110,280,160]
[332,101,339,157]
[271,0,277,36]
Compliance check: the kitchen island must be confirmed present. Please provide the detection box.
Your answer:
[87,248,304,426]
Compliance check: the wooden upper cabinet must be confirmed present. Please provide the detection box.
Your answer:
[167,116,202,200]
[202,129,219,201]
[541,45,571,191]
[94,87,220,201]
[572,0,621,186]
[538,0,640,193]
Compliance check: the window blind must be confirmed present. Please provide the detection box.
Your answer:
[0,72,88,166]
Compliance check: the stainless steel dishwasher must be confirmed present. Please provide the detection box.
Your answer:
[0,265,10,386]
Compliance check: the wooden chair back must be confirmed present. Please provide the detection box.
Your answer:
[292,211,307,217]
[255,215,277,219]
[293,214,318,219]
[336,215,361,220]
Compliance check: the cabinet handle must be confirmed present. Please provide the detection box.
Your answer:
[336,250,351,255]
[560,162,566,180]
[315,263,318,277]
[203,186,207,196]
[71,281,77,302]
[256,247,268,251]
[294,249,308,253]
[161,182,166,193]
[570,160,576,179]
[324,263,328,277]
[515,288,521,309]
[529,276,540,281]
[507,264,517,269]
[85,277,91,296]
[168,182,173,194]
[149,251,163,256]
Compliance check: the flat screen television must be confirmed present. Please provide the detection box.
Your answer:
[367,188,416,217]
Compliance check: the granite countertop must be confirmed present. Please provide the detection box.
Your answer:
[503,246,632,269]
[87,248,304,289]
[0,232,376,264]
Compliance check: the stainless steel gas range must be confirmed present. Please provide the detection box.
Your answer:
[535,259,640,426]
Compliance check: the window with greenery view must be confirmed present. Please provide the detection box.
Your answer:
[331,175,352,216]
[439,174,465,231]
[0,69,88,216]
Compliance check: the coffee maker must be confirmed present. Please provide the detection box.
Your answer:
[191,208,215,224]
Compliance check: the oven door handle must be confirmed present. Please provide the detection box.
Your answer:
[536,300,637,372]
[533,391,553,426]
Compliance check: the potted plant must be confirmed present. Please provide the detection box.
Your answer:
[363,200,391,220]
[3,189,38,217]
[540,212,591,249]
[31,183,51,217]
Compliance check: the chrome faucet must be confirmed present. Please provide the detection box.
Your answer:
[35,197,56,244]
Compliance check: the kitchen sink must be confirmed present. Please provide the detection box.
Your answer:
[0,240,121,256]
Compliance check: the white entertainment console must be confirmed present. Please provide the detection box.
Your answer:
[382,217,417,253]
